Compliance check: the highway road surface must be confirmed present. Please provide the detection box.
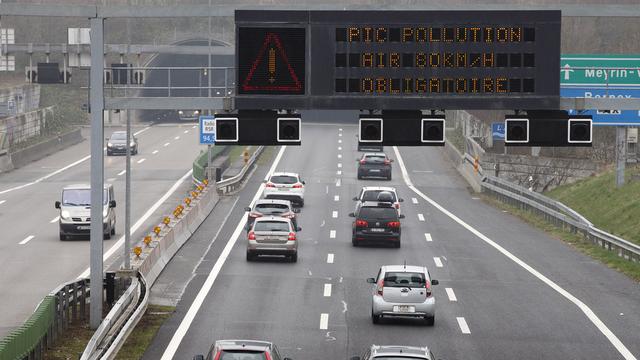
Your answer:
[0,122,204,337]
[144,123,640,360]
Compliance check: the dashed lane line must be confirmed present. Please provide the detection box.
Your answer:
[330,230,336,239]
[327,253,335,264]
[446,288,458,302]
[19,235,35,245]
[320,313,329,330]
[457,317,471,334]
[418,213,425,221]
[425,233,433,242]
[434,257,443,268]
[324,284,332,297]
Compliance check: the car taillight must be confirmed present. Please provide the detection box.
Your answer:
[356,219,368,227]
[248,231,256,240]
[213,351,222,360]
[360,159,366,164]
[265,352,272,360]
[283,213,295,218]
[292,183,303,188]
[425,281,432,297]
[265,182,276,188]
[384,159,391,165]
[249,212,262,218]
[377,279,384,296]
[387,221,400,228]
[288,232,296,241]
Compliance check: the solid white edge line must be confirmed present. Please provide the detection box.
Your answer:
[320,313,329,330]
[332,211,338,218]
[324,284,332,297]
[392,146,637,360]
[424,233,433,242]
[446,287,458,302]
[457,317,471,334]
[78,168,194,279]
[50,216,60,224]
[433,257,443,268]
[159,146,286,360]
[330,230,336,239]
[418,213,425,221]
[327,253,335,264]
[19,235,35,245]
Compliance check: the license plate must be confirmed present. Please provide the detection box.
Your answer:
[77,226,90,230]
[278,188,290,191]
[369,169,381,172]
[370,228,385,232]
[393,305,415,313]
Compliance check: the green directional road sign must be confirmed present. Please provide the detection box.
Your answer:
[560,54,640,87]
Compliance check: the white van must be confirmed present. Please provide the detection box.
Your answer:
[54,184,116,240]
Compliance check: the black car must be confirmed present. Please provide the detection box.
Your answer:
[349,201,405,247]
[357,153,393,180]
[244,199,299,231]
[106,131,138,156]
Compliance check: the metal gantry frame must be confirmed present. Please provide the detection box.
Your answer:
[2,2,640,329]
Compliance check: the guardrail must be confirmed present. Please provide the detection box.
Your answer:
[216,146,264,194]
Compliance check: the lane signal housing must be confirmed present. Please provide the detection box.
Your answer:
[505,118,529,144]
[568,118,592,144]
[359,118,383,143]
[215,117,239,142]
[277,117,301,142]
[421,118,445,143]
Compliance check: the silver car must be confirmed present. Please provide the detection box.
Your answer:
[246,216,301,262]
[367,265,439,325]
[351,345,437,360]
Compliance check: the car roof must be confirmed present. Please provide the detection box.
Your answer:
[63,183,112,190]
[254,199,292,207]
[381,265,427,273]
[360,201,395,208]
[361,186,397,193]
[254,215,292,222]
[371,345,431,359]
[215,340,272,352]
[271,172,299,177]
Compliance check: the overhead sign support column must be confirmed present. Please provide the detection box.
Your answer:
[89,16,105,330]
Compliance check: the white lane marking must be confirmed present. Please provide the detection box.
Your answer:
[164,142,170,147]
[446,288,458,302]
[327,253,334,264]
[433,257,443,268]
[457,317,471,334]
[174,136,180,140]
[337,163,342,168]
[418,213,425,221]
[79,168,195,279]
[192,125,197,128]
[338,133,342,137]
[117,170,126,176]
[338,146,342,151]
[332,211,338,218]
[159,146,287,360]
[137,158,146,164]
[320,220,325,227]
[152,150,159,155]
[392,146,637,360]
[50,216,60,223]
[339,128,343,131]
[330,230,336,239]
[324,284,332,297]
[336,170,342,176]
[19,235,35,245]
[325,185,329,194]
[412,197,418,204]
[338,139,342,144]
[424,233,433,242]
[320,313,329,330]
[184,130,189,134]
[413,170,433,173]
[336,179,341,187]
[338,154,342,159]
[472,197,480,200]
[334,195,339,202]
[0,200,5,205]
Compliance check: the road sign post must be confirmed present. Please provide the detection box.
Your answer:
[199,115,216,181]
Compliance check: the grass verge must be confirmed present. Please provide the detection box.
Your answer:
[43,320,94,360]
[546,164,640,246]
[480,193,640,282]
[115,305,175,360]
[445,126,465,154]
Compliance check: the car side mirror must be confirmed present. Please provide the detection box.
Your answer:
[244,207,251,212]
[399,198,404,202]
[348,213,355,217]
[302,180,306,185]
[431,279,439,285]
[293,208,301,213]
[399,214,405,219]
[390,159,394,162]
[296,227,302,232]
[262,179,267,183]
[55,201,61,209]
[366,277,376,284]
[352,197,358,201]
[109,200,116,208]
[105,138,110,141]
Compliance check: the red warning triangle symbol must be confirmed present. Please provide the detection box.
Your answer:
[241,33,303,92]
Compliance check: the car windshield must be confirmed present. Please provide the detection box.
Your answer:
[270,175,298,184]
[255,203,290,214]
[62,189,108,206]
[362,190,396,202]
[383,272,426,288]
[359,207,397,219]
[254,221,290,232]
[110,133,126,140]
[219,351,267,360]
[364,155,387,163]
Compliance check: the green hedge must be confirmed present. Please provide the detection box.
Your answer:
[0,296,55,360]
[192,146,227,184]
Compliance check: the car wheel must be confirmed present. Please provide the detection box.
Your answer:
[357,173,363,180]
[107,150,112,156]
[246,252,254,262]
[298,199,304,207]
[104,232,111,240]
[372,311,381,324]
[59,233,66,241]
[290,252,298,263]
[352,238,358,247]
[111,224,116,235]
[425,315,435,326]
[394,240,401,248]
[387,173,392,180]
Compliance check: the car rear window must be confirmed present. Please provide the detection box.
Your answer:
[383,272,426,288]
[359,207,397,219]
[362,190,396,202]
[255,203,290,214]
[219,351,267,360]
[270,175,298,184]
[253,221,290,232]
[110,133,126,140]
[364,155,386,163]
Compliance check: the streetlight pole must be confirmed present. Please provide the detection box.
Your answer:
[206,0,213,181]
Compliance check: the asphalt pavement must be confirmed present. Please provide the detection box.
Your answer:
[0,122,204,337]
[144,123,640,360]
